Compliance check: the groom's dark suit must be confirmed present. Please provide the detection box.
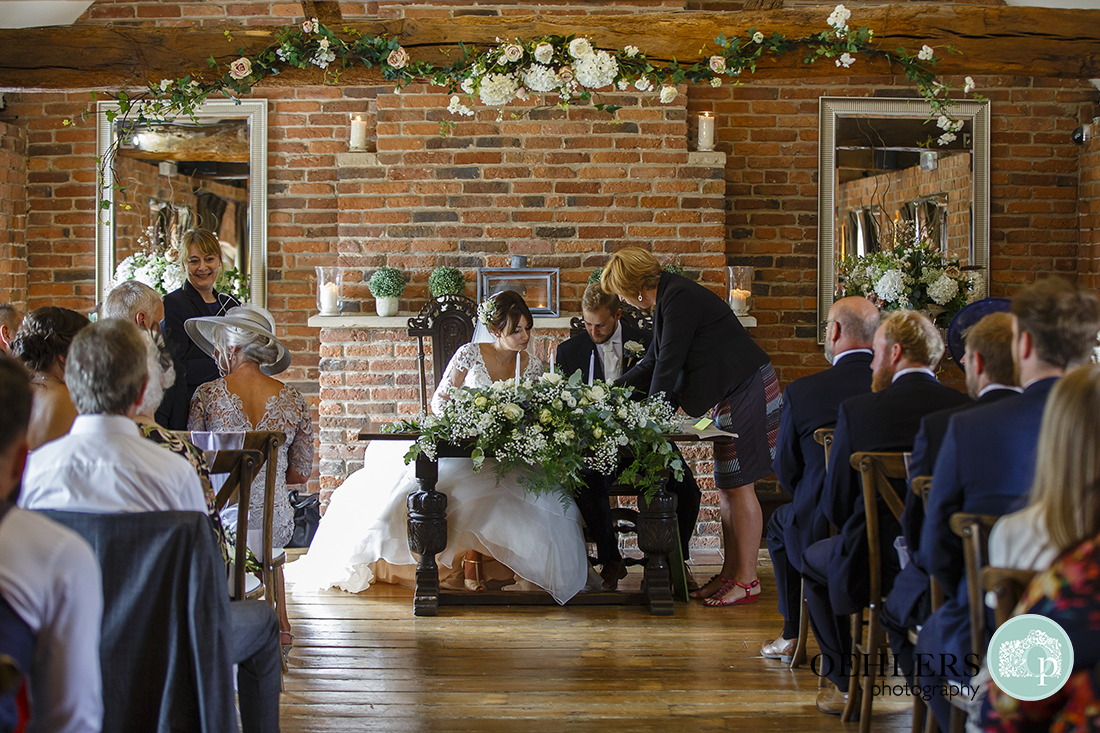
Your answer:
[556,322,701,564]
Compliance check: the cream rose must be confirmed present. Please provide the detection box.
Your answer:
[534,42,554,64]
[387,47,409,69]
[659,84,678,104]
[228,57,252,80]
[709,55,726,74]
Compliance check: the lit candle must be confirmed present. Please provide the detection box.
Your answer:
[588,351,595,386]
[697,112,715,152]
[549,342,555,374]
[729,288,749,315]
[320,281,339,314]
[350,115,367,150]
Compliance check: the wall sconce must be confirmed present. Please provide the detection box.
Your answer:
[349,114,367,150]
[697,112,715,152]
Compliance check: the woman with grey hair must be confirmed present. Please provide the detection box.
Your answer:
[185,305,313,659]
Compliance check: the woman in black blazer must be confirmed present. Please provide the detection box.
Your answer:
[602,247,781,607]
[155,228,241,429]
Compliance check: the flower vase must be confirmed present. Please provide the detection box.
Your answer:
[375,296,399,317]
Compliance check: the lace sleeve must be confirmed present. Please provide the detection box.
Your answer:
[187,383,209,431]
[524,353,545,379]
[288,388,314,481]
[430,343,479,416]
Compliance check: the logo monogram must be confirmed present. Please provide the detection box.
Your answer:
[988,615,1074,701]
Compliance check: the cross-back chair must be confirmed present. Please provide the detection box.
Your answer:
[408,295,478,412]
[907,474,942,733]
[788,428,837,671]
[981,567,1037,629]
[844,451,908,731]
[206,447,264,601]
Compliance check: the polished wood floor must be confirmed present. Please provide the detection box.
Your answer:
[280,550,913,732]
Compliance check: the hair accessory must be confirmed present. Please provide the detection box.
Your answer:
[477,298,497,326]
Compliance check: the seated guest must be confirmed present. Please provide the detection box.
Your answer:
[186,305,313,655]
[159,228,242,429]
[761,295,877,662]
[883,311,1020,655]
[18,319,281,732]
[101,280,164,334]
[0,355,103,733]
[915,277,1100,731]
[0,304,22,355]
[11,307,90,450]
[805,310,969,713]
[557,283,701,590]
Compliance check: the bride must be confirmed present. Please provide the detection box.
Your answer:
[286,290,593,604]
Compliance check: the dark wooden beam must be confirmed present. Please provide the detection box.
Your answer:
[1,6,1098,92]
[301,1,342,25]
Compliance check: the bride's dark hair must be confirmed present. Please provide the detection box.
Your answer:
[486,290,533,335]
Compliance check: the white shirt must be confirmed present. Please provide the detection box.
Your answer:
[21,415,207,514]
[892,366,937,382]
[596,322,623,382]
[0,507,103,733]
[833,348,872,366]
[978,383,1023,398]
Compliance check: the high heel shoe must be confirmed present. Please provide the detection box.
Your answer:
[462,558,485,592]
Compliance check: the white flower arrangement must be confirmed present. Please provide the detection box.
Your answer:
[385,370,683,502]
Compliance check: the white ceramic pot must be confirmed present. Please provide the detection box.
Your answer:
[375,296,399,317]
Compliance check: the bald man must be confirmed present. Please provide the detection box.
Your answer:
[762,297,879,663]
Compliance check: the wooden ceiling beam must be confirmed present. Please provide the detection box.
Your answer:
[300,1,342,25]
[1,5,1098,92]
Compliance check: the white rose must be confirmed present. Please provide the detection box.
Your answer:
[534,42,554,64]
[228,57,252,80]
[503,44,524,63]
[917,45,934,61]
[835,53,855,69]
[964,76,976,93]
[568,38,593,59]
[709,55,726,74]
[624,45,639,58]
[301,18,316,33]
[634,76,653,92]
[474,395,488,408]
[659,84,678,104]
[541,372,563,385]
[502,403,523,421]
[540,409,553,424]
[159,79,171,92]
[387,47,409,69]
[589,386,606,401]
[752,31,764,44]
[617,407,628,419]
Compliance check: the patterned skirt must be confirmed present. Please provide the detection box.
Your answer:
[711,362,782,489]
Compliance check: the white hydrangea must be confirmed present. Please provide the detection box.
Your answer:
[874,269,906,303]
[523,64,561,93]
[161,265,185,292]
[478,73,519,106]
[568,38,593,59]
[927,273,959,305]
[134,262,161,289]
[574,50,618,89]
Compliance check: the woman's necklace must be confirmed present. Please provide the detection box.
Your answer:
[31,373,64,386]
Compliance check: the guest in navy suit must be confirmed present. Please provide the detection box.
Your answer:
[760,296,877,662]
[802,310,970,713]
[882,311,1020,655]
[602,248,778,607]
[158,229,241,429]
[557,283,702,590]
[913,277,1100,730]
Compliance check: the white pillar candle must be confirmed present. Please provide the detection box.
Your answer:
[320,281,339,314]
[588,351,595,386]
[350,115,367,150]
[549,342,555,373]
[515,350,521,394]
[697,112,715,152]
[729,288,749,314]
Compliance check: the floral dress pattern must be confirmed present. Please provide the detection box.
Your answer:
[980,531,1100,732]
[188,380,314,548]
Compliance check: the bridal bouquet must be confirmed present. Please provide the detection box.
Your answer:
[836,222,977,326]
[385,370,683,504]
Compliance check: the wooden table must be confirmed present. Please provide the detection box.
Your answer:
[358,429,731,617]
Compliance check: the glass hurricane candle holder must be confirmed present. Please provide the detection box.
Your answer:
[316,266,344,315]
[727,265,753,316]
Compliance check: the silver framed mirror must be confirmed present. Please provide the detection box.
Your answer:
[95,99,268,307]
[818,96,990,342]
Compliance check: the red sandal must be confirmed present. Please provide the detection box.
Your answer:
[689,574,729,599]
[704,578,760,607]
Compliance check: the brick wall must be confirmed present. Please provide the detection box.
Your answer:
[0,121,28,308]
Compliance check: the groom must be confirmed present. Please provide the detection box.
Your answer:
[557,284,701,590]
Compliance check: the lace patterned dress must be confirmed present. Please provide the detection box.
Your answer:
[285,343,592,604]
[188,380,314,548]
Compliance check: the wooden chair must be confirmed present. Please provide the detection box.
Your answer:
[787,428,837,671]
[207,447,265,602]
[981,567,1037,629]
[407,295,477,412]
[843,451,908,731]
[0,654,20,697]
[907,475,942,733]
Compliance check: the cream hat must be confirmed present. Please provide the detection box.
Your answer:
[184,304,291,376]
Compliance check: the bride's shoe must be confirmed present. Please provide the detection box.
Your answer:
[462,558,485,592]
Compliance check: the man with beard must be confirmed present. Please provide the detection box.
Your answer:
[914,277,1100,730]
[761,296,878,663]
[802,310,970,714]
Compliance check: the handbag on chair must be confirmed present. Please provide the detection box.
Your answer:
[287,489,320,548]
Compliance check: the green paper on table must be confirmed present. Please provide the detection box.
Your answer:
[676,419,738,440]
[693,418,713,430]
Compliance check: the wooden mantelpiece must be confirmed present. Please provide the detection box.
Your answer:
[307,314,758,328]
[3,6,1100,92]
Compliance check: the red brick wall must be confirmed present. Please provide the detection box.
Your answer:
[0,121,28,308]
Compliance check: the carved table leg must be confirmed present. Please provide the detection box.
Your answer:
[637,475,677,616]
[407,455,448,617]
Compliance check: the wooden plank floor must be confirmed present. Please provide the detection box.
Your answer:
[280,550,913,732]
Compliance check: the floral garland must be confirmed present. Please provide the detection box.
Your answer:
[90,4,981,143]
[385,370,684,504]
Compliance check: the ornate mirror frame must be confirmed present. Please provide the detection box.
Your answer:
[95,99,268,306]
[817,96,990,343]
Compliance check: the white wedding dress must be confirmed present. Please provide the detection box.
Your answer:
[285,342,593,604]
